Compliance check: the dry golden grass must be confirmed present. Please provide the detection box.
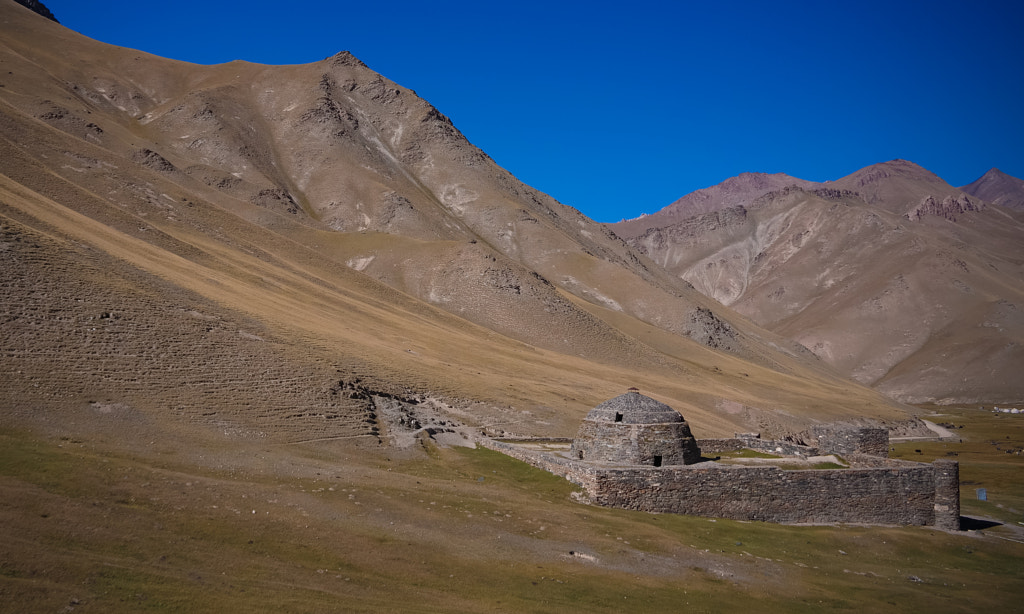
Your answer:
[0,0,914,441]
[1,411,1023,613]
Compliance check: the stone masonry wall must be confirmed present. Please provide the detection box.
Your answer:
[481,440,960,528]
[587,462,958,527]
[694,438,745,454]
[808,426,890,457]
[737,434,820,457]
[932,459,961,531]
[702,427,890,459]
[571,421,700,466]
[697,435,819,457]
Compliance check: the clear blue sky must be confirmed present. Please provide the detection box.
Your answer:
[42,0,1024,222]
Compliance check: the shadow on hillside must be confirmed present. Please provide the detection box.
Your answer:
[959,516,1002,531]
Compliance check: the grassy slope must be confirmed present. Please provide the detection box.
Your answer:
[0,0,917,440]
[892,406,1024,529]
[1,406,1023,613]
[0,161,905,438]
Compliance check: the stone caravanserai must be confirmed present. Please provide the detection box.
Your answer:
[486,389,960,530]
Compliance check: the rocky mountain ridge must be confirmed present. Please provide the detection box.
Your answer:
[12,0,55,22]
[614,172,814,240]
[611,161,1024,404]
[906,193,985,222]
[0,0,913,449]
[962,168,1024,211]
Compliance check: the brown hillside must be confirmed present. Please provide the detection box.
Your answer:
[0,0,914,455]
[962,168,1024,211]
[613,172,814,240]
[612,161,1024,404]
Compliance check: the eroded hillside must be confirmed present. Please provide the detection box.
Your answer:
[613,161,1024,404]
[0,0,915,450]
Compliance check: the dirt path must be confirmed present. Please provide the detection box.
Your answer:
[922,419,956,438]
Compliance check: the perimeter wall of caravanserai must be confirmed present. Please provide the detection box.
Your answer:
[481,438,960,530]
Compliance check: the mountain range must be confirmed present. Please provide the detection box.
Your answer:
[962,168,1024,211]
[0,0,927,450]
[3,0,1022,455]
[612,161,1024,404]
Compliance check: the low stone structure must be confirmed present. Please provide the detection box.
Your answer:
[805,424,890,457]
[698,433,818,457]
[485,391,960,530]
[584,459,959,529]
[569,389,701,466]
[700,425,891,458]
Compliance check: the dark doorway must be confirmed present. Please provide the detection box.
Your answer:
[614,412,623,423]
[653,455,663,467]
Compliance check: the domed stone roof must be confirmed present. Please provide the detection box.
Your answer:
[571,389,701,466]
[583,390,683,424]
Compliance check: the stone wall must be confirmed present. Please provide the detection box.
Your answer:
[587,462,958,527]
[697,435,819,457]
[839,454,918,469]
[481,440,960,529]
[737,434,820,457]
[807,425,890,457]
[694,427,891,459]
[932,459,961,531]
[694,438,745,454]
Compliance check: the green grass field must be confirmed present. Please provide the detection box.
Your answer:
[893,406,1024,531]
[1,406,1023,612]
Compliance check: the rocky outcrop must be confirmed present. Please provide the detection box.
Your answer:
[612,173,812,240]
[251,188,302,215]
[131,148,177,173]
[906,193,985,222]
[684,306,738,350]
[847,159,940,189]
[14,0,57,22]
[633,205,747,248]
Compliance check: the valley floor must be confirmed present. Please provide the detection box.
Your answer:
[1,406,1022,613]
